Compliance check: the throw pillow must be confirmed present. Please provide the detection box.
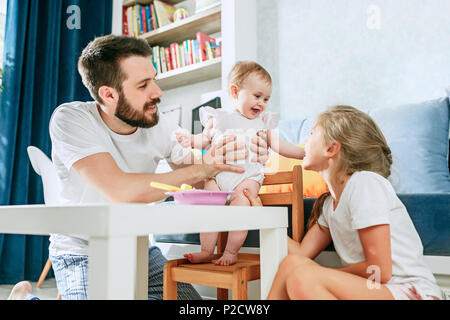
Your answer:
[369,97,450,193]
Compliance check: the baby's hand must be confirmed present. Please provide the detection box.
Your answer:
[175,131,192,148]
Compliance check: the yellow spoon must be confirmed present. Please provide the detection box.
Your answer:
[150,181,182,192]
[150,182,194,192]
[180,184,194,190]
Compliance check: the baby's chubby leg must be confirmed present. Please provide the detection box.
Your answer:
[215,179,261,266]
[184,179,220,263]
[183,232,218,263]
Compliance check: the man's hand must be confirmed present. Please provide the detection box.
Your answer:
[250,130,269,165]
[200,135,246,178]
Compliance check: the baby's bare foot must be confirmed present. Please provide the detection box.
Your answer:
[7,281,32,300]
[214,251,238,266]
[184,251,214,264]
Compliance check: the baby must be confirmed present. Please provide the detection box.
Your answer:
[175,61,305,266]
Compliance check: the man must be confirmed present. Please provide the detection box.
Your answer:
[31,35,268,300]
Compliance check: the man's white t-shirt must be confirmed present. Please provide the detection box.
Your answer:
[49,101,186,256]
[318,171,442,299]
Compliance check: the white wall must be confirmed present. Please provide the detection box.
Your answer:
[159,77,222,130]
[257,0,450,119]
[111,0,123,35]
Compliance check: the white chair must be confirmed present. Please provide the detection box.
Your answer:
[27,146,61,293]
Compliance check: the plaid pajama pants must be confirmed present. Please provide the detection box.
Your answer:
[48,246,201,300]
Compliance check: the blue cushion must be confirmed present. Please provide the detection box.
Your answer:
[278,118,315,145]
[368,97,450,193]
[279,98,450,193]
[303,194,450,256]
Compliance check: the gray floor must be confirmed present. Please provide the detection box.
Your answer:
[0,278,59,300]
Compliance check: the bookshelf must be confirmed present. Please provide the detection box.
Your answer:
[122,0,222,91]
[139,6,221,47]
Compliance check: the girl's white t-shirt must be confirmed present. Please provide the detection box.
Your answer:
[48,101,186,256]
[318,171,442,298]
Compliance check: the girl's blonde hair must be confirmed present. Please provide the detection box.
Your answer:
[228,61,272,93]
[307,105,393,229]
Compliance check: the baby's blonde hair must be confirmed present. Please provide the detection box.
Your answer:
[307,105,393,229]
[228,61,272,94]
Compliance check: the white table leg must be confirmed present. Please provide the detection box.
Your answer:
[259,227,287,299]
[88,236,137,299]
[135,236,149,300]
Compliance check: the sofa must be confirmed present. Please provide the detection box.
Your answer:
[155,95,450,296]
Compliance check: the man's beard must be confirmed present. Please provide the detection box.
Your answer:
[115,91,160,128]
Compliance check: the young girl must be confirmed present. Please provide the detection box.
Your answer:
[265,105,443,300]
[175,61,305,266]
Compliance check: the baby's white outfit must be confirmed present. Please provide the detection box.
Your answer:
[199,107,279,191]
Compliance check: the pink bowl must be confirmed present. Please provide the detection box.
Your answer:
[165,190,234,205]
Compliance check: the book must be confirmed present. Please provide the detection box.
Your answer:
[140,5,147,33]
[193,40,199,64]
[152,47,158,73]
[176,43,182,68]
[133,6,138,36]
[137,4,143,34]
[135,5,141,35]
[150,3,158,29]
[196,32,216,62]
[205,42,213,60]
[184,40,190,65]
[155,46,161,73]
[189,40,194,65]
[122,6,129,35]
[160,47,167,73]
[165,47,172,71]
[153,0,177,28]
[145,5,152,32]
[170,43,178,69]
[215,39,222,57]
[179,43,185,68]
[127,7,133,36]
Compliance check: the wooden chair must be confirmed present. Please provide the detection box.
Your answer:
[163,165,304,300]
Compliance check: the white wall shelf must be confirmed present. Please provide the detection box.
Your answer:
[155,57,221,90]
[123,0,184,7]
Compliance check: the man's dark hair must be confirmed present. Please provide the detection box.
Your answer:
[78,35,152,104]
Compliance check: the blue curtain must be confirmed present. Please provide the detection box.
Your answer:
[0,0,112,284]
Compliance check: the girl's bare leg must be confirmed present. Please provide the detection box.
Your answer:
[267,255,317,299]
[184,179,220,263]
[268,254,394,300]
[215,179,261,266]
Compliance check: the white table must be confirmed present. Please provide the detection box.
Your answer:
[0,203,288,299]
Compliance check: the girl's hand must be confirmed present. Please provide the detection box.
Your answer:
[243,188,263,207]
[191,133,212,149]
[175,131,192,148]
